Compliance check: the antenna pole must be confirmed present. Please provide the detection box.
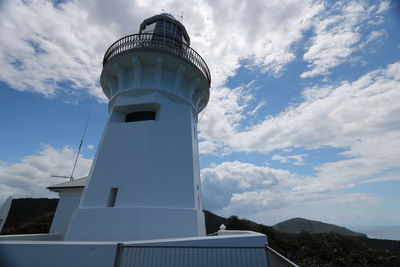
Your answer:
[70,114,90,181]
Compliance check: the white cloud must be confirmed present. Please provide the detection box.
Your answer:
[198,0,323,84]
[0,145,92,203]
[287,154,308,166]
[200,160,379,222]
[201,161,299,213]
[271,154,288,163]
[301,1,388,78]
[271,154,308,165]
[247,101,266,115]
[0,1,116,101]
[359,30,387,49]
[230,61,400,154]
[198,85,252,154]
[376,0,390,14]
[0,0,324,100]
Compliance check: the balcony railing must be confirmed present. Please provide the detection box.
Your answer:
[103,33,211,86]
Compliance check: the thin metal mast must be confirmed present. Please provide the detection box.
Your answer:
[69,114,90,181]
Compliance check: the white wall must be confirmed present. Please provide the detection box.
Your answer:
[49,188,82,237]
[0,241,117,267]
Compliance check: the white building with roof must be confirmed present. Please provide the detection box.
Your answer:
[47,177,86,237]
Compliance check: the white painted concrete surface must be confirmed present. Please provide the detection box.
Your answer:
[0,241,117,267]
[49,188,83,237]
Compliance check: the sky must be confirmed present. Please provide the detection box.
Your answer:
[0,0,400,233]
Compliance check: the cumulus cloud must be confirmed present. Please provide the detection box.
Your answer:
[200,160,378,221]
[198,84,253,154]
[0,145,92,203]
[201,161,299,213]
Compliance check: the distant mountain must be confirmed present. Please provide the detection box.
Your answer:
[273,217,367,237]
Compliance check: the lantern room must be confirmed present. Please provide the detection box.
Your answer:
[139,13,190,45]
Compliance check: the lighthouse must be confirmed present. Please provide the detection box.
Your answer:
[65,13,210,241]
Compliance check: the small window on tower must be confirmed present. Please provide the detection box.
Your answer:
[125,111,156,122]
[107,188,118,207]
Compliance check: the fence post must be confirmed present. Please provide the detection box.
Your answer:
[114,242,124,267]
[265,244,270,267]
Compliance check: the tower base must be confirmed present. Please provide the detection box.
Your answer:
[65,206,205,241]
[0,230,269,267]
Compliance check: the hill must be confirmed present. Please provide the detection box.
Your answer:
[273,217,367,237]
[207,214,400,266]
[1,198,58,235]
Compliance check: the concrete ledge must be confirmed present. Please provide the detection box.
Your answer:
[123,230,267,247]
[0,233,62,241]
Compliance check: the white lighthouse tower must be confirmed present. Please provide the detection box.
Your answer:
[65,13,210,241]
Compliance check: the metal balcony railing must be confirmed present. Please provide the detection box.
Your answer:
[103,33,211,86]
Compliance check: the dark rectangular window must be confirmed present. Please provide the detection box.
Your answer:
[107,188,118,207]
[125,111,156,122]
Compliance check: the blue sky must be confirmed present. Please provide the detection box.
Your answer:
[0,0,400,233]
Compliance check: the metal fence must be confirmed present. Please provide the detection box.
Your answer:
[103,33,211,86]
[115,245,268,267]
[114,244,298,267]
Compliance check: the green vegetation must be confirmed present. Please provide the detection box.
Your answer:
[1,211,55,235]
[205,211,400,267]
[1,198,58,235]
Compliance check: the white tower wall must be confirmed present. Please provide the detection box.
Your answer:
[65,49,209,241]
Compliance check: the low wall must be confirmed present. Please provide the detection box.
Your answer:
[0,230,268,267]
[0,241,118,267]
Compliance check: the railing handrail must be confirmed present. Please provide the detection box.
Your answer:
[266,245,299,267]
[119,245,266,249]
[103,33,211,86]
